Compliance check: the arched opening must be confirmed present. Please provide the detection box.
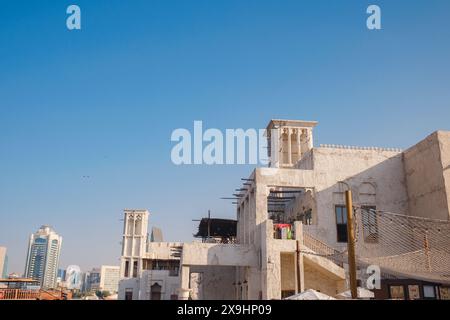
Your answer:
[281,130,289,165]
[151,283,162,300]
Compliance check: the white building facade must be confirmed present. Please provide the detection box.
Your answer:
[85,265,120,294]
[118,209,181,300]
[99,265,120,293]
[118,119,450,300]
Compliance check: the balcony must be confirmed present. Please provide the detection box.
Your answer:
[273,223,294,240]
[0,289,40,300]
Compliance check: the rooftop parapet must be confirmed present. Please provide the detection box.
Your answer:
[319,144,403,152]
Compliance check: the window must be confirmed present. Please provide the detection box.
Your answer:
[125,288,133,300]
[304,210,312,225]
[132,261,138,278]
[151,283,162,300]
[423,285,437,299]
[142,259,180,276]
[439,287,450,300]
[335,205,348,243]
[389,285,405,300]
[124,261,129,278]
[408,285,420,300]
[361,206,378,243]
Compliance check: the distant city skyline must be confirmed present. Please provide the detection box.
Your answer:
[1,0,450,273]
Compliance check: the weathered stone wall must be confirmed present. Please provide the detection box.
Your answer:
[139,270,180,300]
[189,265,236,300]
[118,270,181,300]
[441,132,450,220]
[404,131,450,220]
[280,253,296,293]
[303,262,346,297]
[252,147,408,248]
[118,277,140,300]
[145,242,183,260]
[285,190,315,224]
[312,147,409,248]
[181,243,258,267]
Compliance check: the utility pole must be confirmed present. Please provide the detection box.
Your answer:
[345,189,358,299]
[207,210,211,239]
[424,233,432,272]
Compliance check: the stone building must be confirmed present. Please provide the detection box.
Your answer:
[118,119,450,300]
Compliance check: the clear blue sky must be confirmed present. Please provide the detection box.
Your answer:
[1,0,450,274]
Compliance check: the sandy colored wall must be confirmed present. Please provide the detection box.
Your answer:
[254,147,408,248]
[190,265,236,300]
[303,262,346,297]
[439,131,450,220]
[280,253,296,293]
[145,242,183,260]
[404,131,450,220]
[181,243,258,267]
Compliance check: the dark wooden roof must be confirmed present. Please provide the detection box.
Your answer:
[195,218,237,238]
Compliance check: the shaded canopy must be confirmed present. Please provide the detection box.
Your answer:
[195,218,237,238]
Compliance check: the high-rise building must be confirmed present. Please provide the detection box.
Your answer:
[99,266,120,293]
[0,246,8,279]
[80,271,92,293]
[56,268,66,286]
[65,265,82,290]
[86,266,120,294]
[24,225,62,289]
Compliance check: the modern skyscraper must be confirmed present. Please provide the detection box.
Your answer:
[57,268,66,282]
[84,266,120,294]
[85,268,101,292]
[99,266,120,293]
[24,225,62,289]
[66,265,82,290]
[0,246,8,278]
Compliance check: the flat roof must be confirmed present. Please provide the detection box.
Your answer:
[266,119,318,130]
[0,278,39,283]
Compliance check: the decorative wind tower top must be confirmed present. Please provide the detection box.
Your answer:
[266,119,318,168]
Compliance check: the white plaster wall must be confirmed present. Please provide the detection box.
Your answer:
[254,147,409,249]
[118,271,180,300]
[258,220,299,300]
[404,131,450,220]
[280,253,296,293]
[441,131,450,220]
[144,242,183,260]
[284,190,315,224]
[189,266,236,300]
[303,262,346,297]
[312,147,409,248]
[295,149,314,170]
[139,270,180,300]
[118,278,140,300]
[237,146,411,299]
[181,243,258,267]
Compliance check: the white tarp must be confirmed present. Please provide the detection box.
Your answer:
[284,289,336,300]
[336,287,374,299]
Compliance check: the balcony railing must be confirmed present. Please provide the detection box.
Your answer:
[0,289,40,300]
[302,231,345,267]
